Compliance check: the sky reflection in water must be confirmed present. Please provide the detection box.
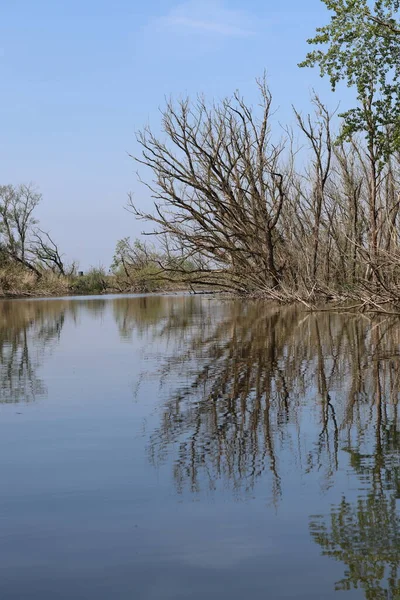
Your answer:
[0,295,398,599]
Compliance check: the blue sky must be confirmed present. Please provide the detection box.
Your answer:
[1,0,344,268]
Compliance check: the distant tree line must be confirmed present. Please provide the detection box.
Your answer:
[0,184,181,296]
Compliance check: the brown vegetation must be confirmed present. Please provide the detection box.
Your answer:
[128,77,400,311]
[0,184,180,297]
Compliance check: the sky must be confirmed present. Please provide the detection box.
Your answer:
[0,0,347,269]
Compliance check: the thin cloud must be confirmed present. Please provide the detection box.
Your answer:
[166,16,255,37]
[156,1,257,38]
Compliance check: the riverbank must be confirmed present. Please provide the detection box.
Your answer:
[0,265,187,299]
[246,285,400,316]
[2,264,400,316]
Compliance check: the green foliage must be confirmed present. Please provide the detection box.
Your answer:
[112,237,159,272]
[300,0,400,158]
[69,267,108,295]
[311,494,400,597]
[126,263,165,293]
[310,408,400,598]
[111,237,162,292]
[112,237,191,293]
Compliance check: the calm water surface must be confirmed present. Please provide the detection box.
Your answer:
[0,294,398,599]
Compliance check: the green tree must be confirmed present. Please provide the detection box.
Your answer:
[111,237,164,292]
[300,0,400,265]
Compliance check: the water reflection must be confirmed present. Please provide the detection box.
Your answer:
[112,294,207,340]
[1,295,399,598]
[144,303,303,498]
[0,297,108,404]
[310,377,400,598]
[141,303,400,494]
[128,298,400,597]
[310,494,399,597]
[0,300,68,403]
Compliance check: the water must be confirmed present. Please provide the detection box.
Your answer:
[0,294,398,599]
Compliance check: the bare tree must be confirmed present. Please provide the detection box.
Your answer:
[32,229,68,276]
[129,77,287,293]
[127,75,400,308]
[0,184,42,276]
[294,96,334,285]
[0,183,66,278]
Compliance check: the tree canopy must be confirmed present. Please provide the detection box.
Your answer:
[300,0,400,156]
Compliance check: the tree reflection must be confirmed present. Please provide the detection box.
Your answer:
[0,297,110,404]
[112,295,209,341]
[133,300,400,594]
[311,493,399,598]
[0,299,73,403]
[310,353,400,599]
[2,294,398,595]
[137,301,400,502]
[139,304,308,491]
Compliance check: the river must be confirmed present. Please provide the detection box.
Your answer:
[0,294,398,599]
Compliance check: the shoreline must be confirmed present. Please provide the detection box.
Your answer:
[1,288,399,316]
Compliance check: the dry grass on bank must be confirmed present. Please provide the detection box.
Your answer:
[0,265,70,298]
[0,264,188,299]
